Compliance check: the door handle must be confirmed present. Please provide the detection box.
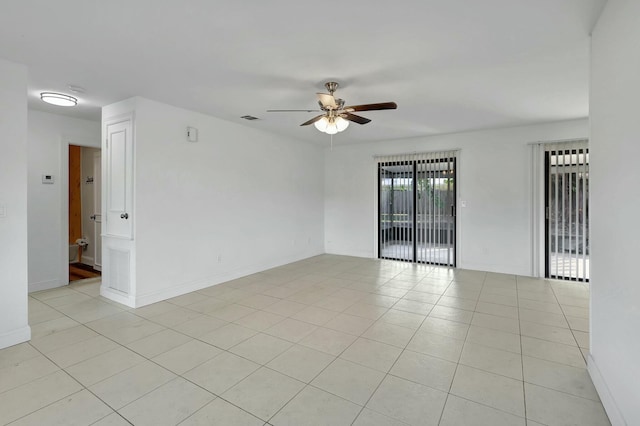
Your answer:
[120,213,129,219]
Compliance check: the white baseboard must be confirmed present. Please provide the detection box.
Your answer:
[100,285,136,308]
[0,325,31,349]
[588,353,626,426]
[81,257,94,266]
[29,279,63,293]
[135,277,212,308]
[134,250,324,308]
[325,248,375,259]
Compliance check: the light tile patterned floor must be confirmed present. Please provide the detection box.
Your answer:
[0,255,609,425]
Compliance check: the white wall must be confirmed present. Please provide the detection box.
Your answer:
[325,119,588,275]
[27,110,100,291]
[589,2,640,424]
[0,59,30,348]
[106,98,325,306]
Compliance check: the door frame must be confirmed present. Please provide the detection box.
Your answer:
[544,147,590,282]
[59,137,101,285]
[93,151,102,272]
[530,138,589,279]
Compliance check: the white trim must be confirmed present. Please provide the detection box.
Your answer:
[29,279,63,293]
[80,256,94,266]
[100,286,136,308]
[373,148,462,159]
[530,144,545,277]
[60,140,69,286]
[527,137,589,146]
[588,354,626,426]
[0,326,31,350]
[372,159,379,258]
[455,150,462,268]
[134,251,323,308]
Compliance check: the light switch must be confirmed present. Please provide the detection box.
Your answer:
[42,174,54,184]
[461,200,467,208]
[186,127,198,142]
[0,205,6,218]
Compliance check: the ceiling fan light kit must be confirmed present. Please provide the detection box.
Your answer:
[314,115,350,134]
[267,81,397,136]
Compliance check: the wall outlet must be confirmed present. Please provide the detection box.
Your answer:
[217,255,222,263]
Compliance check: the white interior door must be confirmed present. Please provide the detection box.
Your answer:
[93,151,102,271]
[105,117,133,238]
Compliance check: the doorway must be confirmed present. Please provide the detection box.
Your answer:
[378,151,457,266]
[545,144,589,281]
[68,144,102,282]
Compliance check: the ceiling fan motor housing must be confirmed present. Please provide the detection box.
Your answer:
[325,81,339,94]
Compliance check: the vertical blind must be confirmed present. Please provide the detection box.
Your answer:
[376,150,457,266]
[545,140,589,281]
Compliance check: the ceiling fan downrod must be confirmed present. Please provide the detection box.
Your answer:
[325,81,339,95]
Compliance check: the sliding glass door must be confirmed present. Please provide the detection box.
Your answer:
[379,161,414,261]
[378,152,456,266]
[545,144,589,281]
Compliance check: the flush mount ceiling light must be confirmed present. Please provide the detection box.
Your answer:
[40,92,77,107]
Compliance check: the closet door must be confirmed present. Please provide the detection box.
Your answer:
[104,116,133,239]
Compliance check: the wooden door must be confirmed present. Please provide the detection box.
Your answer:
[69,145,82,265]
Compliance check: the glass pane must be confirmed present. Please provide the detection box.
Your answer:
[548,149,589,281]
[416,160,455,265]
[379,156,456,267]
[379,162,414,261]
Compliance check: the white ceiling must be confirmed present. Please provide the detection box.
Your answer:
[0,0,606,144]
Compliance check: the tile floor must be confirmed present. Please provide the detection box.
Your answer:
[0,255,609,425]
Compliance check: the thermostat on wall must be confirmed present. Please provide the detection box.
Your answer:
[42,174,54,184]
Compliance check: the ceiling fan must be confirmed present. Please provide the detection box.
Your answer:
[267,82,397,134]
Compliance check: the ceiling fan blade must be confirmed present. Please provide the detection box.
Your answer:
[266,109,318,112]
[300,115,326,126]
[342,112,371,125]
[316,93,337,109]
[343,102,397,112]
